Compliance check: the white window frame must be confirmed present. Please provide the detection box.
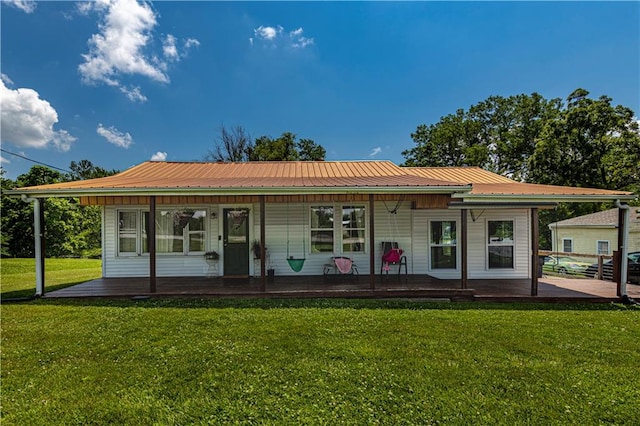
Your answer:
[117,207,208,256]
[596,240,610,255]
[309,204,368,254]
[117,209,141,256]
[341,205,366,254]
[562,238,573,253]
[428,219,458,270]
[487,219,515,270]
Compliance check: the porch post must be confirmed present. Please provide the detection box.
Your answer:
[149,196,156,293]
[260,195,266,292]
[617,205,629,297]
[369,194,375,290]
[531,208,539,296]
[460,209,467,289]
[34,198,45,296]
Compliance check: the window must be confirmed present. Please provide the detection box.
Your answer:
[311,206,334,252]
[562,238,573,253]
[118,210,138,254]
[430,220,457,269]
[153,209,206,254]
[596,240,609,255]
[342,206,365,252]
[487,220,514,269]
[119,208,206,256]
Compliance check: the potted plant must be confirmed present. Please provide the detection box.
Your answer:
[203,250,219,260]
[252,240,263,259]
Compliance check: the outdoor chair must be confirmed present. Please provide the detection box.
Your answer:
[380,241,407,282]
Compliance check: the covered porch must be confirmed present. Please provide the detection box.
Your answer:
[42,275,639,303]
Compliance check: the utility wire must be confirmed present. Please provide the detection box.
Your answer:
[0,148,71,173]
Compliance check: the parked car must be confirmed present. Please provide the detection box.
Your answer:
[542,255,592,276]
[584,252,640,284]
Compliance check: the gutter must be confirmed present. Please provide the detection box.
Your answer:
[9,184,473,199]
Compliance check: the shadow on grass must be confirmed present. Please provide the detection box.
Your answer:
[8,296,638,312]
[1,280,93,301]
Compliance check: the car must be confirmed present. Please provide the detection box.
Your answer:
[584,252,640,284]
[542,255,593,276]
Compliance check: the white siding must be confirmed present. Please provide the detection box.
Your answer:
[102,203,532,280]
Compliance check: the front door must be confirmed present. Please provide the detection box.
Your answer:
[223,208,250,276]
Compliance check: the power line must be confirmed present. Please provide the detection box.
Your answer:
[0,148,71,173]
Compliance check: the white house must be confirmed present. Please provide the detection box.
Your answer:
[13,160,635,296]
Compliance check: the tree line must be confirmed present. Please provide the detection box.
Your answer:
[1,88,638,257]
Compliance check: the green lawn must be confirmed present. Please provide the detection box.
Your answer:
[1,260,639,424]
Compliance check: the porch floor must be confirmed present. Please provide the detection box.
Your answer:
[42,274,640,302]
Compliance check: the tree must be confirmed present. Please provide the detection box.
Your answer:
[67,159,117,180]
[205,125,253,162]
[403,93,560,181]
[249,132,325,161]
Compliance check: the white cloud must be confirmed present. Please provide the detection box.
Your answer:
[4,0,36,13]
[78,0,199,101]
[150,151,167,161]
[0,78,76,152]
[184,38,200,50]
[1,155,10,164]
[96,124,133,148]
[251,25,314,49]
[119,85,147,103]
[1,73,14,86]
[369,147,382,158]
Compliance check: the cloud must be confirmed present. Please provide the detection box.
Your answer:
[0,77,76,152]
[369,147,382,158]
[250,25,314,49]
[4,0,36,13]
[1,73,14,86]
[1,155,10,164]
[119,85,147,103]
[96,124,133,148]
[150,151,167,161]
[78,0,199,101]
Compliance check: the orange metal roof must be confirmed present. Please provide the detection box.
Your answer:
[404,166,516,184]
[17,161,466,193]
[12,160,634,201]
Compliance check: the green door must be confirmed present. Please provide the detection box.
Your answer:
[223,208,250,276]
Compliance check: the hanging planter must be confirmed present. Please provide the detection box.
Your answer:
[203,251,219,260]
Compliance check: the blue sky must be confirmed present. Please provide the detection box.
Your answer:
[1,1,639,179]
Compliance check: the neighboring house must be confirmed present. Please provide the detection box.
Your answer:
[549,208,640,255]
[12,161,635,295]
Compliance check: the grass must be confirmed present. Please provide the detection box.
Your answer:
[0,258,101,299]
[1,259,640,424]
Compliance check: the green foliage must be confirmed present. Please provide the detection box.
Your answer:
[250,132,326,161]
[0,161,116,259]
[2,293,639,425]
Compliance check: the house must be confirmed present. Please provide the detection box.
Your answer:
[12,160,635,296]
[549,208,640,255]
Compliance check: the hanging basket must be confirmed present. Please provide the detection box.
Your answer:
[287,258,306,273]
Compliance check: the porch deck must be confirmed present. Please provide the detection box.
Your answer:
[42,274,640,302]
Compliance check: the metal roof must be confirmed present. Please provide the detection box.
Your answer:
[404,166,515,184]
[13,161,469,197]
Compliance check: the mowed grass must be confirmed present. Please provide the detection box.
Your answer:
[0,258,101,299]
[1,259,640,424]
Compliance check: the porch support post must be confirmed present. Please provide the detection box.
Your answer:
[149,196,156,293]
[617,205,629,297]
[34,198,45,296]
[460,209,468,289]
[369,194,375,290]
[260,195,266,292]
[531,208,539,296]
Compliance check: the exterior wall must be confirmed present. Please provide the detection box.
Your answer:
[102,203,532,280]
[550,227,640,255]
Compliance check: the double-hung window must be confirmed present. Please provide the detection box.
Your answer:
[311,206,334,252]
[562,238,573,253]
[487,220,514,269]
[118,210,139,254]
[596,240,609,255]
[342,206,366,252]
[430,220,457,269]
